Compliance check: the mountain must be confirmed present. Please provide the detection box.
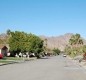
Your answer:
[0,33,85,51]
[0,33,8,39]
[0,33,8,44]
[40,33,73,51]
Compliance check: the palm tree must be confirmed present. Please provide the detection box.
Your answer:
[6,29,11,44]
[6,29,11,36]
[75,34,83,47]
[69,34,83,47]
[67,34,84,57]
[69,38,75,46]
[79,39,83,45]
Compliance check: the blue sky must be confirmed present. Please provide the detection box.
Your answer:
[0,0,86,38]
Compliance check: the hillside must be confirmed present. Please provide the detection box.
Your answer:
[0,33,8,44]
[0,33,72,51]
[40,33,73,51]
[0,33,86,51]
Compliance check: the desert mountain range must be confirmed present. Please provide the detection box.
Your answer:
[40,33,73,51]
[0,33,86,51]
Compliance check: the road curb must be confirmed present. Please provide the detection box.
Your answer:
[0,62,18,66]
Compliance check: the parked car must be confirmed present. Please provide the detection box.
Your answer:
[0,54,3,59]
[29,53,35,57]
[63,54,67,57]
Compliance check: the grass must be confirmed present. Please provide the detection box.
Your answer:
[0,60,13,64]
[4,57,23,60]
[0,57,36,65]
[0,57,23,64]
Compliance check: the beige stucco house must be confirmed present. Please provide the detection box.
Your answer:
[0,44,9,56]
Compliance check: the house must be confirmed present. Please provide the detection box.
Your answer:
[0,44,9,56]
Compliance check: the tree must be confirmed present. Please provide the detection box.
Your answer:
[28,34,44,55]
[9,31,29,54]
[6,29,11,36]
[53,48,61,55]
[65,33,84,58]
[65,45,71,55]
[69,33,83,47]
[6,29,12,44]
[8,31,44,57]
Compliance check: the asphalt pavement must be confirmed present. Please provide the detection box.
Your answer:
[0,55,86,80]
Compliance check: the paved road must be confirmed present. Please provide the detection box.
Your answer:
[0,55,86,80]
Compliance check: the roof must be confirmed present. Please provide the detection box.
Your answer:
[0,44,8,49]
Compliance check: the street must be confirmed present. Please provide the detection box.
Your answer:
[0,55,86,80]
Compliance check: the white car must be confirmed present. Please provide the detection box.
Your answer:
[63,54,67,57]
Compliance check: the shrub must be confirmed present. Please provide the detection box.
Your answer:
[53,48,61,55]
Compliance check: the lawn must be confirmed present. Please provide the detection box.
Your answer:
[0,57,36,65]
[4,57,23,60]
[0,60,13,64]
[0,57,23,64]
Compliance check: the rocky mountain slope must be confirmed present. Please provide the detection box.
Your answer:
[40,33,73,51]
[40,33,86,51]
[0,33,8,44]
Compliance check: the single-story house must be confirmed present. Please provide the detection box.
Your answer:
[0,44,9,56]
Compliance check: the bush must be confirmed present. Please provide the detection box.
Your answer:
[0,54,3,59]
[53,48,61,55]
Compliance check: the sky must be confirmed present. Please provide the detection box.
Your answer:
[0,0,86,38]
